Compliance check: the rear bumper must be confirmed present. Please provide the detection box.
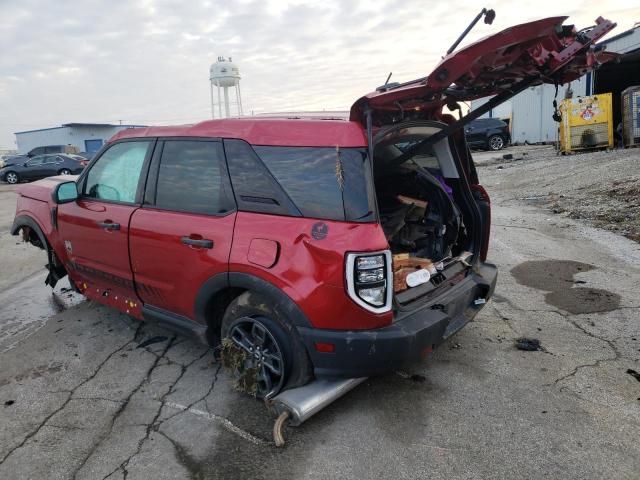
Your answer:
[298,262,497,377]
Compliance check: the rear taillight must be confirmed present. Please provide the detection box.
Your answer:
[471,184,491,261]
[80,161,88,166]
[346,251,392,313]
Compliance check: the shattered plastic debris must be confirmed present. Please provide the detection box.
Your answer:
[515,337,543,351]
[136,336,168,349]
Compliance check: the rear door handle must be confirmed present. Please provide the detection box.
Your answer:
[181,236,214,249]
[97,221,120,231]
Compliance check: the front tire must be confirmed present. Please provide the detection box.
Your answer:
[4,171,18,184]
[221,292,311,399]
[488,134,505,151]
[58,168,71,175]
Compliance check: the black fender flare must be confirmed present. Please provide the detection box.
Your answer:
[11,215,48,250]
[194,272,312,328]
[11,214,68,288]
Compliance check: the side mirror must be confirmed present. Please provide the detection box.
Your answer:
[52,181,78,204]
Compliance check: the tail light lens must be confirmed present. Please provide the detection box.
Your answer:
[346,251,392,313]
[80,160,88,166]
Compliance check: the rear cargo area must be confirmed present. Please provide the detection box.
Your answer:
[372,122,476,303]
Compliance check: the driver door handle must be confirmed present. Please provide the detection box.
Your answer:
[97,221,120,231]
[181,236,214,249]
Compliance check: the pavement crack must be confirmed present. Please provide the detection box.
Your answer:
[98,347,212,479]
[0,336,135,466]
[71,335,178,479]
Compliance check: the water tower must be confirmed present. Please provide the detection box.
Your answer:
[210,56,243,118]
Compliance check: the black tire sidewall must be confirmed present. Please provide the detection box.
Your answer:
[221,291,311,394]
[5,172,18,184]
[488,135,504,150]
[59,169,71,175]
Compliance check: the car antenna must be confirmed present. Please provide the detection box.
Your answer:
[384,72,393,85]
[446,7,496,56]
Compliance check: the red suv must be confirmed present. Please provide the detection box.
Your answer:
[11,16,615,398]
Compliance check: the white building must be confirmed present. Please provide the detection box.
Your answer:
[14,123,146,155]
[470,23,640,144]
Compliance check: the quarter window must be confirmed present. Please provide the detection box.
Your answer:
[254,146,374,222]
[154,140,233,215]
[84,141,150,203]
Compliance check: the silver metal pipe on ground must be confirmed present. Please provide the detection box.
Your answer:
[269,377,367,426]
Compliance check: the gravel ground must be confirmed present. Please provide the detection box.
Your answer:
[474,145,640,242]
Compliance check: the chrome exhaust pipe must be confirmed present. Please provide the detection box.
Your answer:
[268,377,367,446]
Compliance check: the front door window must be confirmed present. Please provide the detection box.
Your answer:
[83,141,150,203]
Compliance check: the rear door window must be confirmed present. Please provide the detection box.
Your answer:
[84,141,151,203]
[254,146,374,222]
[153,140,234,215]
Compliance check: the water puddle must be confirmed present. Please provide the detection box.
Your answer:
[0,271,85,353]
[510,260,620,314]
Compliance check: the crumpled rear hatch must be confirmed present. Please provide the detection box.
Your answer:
[351,16,617,126]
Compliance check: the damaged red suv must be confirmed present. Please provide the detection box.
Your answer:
[11,16,616,398]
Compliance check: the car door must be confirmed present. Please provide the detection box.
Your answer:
[22,156,46,179]
[129,138,236,321]
[57,139,155,306]
[41,155,62,177]
[465,120,486,147]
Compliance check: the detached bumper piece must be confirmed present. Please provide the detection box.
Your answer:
[298,262,497,377]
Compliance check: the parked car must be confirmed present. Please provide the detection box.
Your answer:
[1,154,87,184]
[10,15,615,398]
[465,118,511,151]
[27,145,80,157]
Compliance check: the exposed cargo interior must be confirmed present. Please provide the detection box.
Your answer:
[372,122,476,304]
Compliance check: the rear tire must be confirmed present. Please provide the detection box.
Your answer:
[58,168,71,175]
[221,291,312,399]
[4,171,18,184]
[488,134,505,151]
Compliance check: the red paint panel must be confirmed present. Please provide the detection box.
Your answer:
[248,238,280,268]
[129,208,236,321]
[109,118,368,148]
[230,212,393,330]
[57,200,138,300]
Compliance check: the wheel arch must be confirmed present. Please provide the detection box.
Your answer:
[195,272,313,345]
[11,214,69,288]
[11,214,49,250]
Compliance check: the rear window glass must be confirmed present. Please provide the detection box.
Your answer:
[254,146,374,222]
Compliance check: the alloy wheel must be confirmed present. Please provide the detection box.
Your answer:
[59,169,71,175]
[489,135,504,150]
[5,172,18,184]
[228,316,285,399]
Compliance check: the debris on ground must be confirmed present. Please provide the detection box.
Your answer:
[221,337,258,396]
[626,369,640,383]
[515,337,543,351]
[4,400,15,406]
[136,336,168,349]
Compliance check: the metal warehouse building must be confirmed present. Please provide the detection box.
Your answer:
[471,23,640,144]
[14,123,146,155]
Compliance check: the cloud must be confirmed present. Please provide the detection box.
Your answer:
[0,0,638,148]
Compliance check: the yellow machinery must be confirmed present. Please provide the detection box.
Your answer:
[558,93,613,153]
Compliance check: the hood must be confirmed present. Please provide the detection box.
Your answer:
[351,16,617,126]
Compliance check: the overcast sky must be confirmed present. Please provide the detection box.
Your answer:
[1,0,638,149]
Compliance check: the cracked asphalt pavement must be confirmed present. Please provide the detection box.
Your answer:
[1,150,639,479]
